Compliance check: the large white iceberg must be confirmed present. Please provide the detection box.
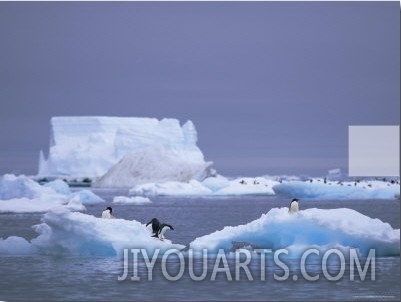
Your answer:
[38,116,214,183]
[189,207,400,257]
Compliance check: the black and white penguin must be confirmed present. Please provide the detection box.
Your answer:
[154,223,174,241]
[288,198,299,214]
[101,207,114,219]
[146,218,160,236]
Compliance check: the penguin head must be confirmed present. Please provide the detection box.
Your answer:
[151,218,159,223]
[291,198,299,203]
[106,207,112,213]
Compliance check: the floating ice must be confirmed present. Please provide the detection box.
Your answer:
[69,189,105,205]
[189,207,400,257]
[208,177,277,196]
[130,176,277,197]
[25,208,185,257]
[130,179,213,197]
[113,196,152,205]
[0,174,57,200]
[0,174,103,213]
[39,117,214,182]
[273,180,400,199]
[0,174,67,213]
[0,209,184,256]
[0,197,68,214]
[43,179,71,195]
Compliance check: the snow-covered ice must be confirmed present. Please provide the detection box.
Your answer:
[38,117,214,183]
[130,179,213,197]
[130,176,278,197]
[1,206,398,258]
[189,207,400,257]
[0,208,185,256]
[0,174,103,213]
[273,180,400,199]
[0,174,59,200]
[129,175,399,198]
[113,196,152,205]
[208,177,277,196]
[69,190,105,205]
[43,179,71,195]
[95,146,213,188]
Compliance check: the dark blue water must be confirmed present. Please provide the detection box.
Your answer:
[0,191,399,301]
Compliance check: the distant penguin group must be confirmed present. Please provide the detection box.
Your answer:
[146,218,174,240]
[288,198,299,214]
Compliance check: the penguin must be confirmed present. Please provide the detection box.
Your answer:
[101,207,114,219]
[146,218,160,236]
[288,198,299,214]
[155,223,174,241]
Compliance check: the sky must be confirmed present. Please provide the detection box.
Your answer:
[0,1,399,177]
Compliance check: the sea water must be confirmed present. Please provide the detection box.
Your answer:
[0,191,399,301]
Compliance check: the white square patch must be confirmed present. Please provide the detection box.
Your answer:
[348,126,399,177]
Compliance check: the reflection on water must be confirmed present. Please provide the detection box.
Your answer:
[0,256,399,301]
[0,195,399,301]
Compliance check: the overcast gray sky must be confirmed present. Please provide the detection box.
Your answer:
[0,1,399,177]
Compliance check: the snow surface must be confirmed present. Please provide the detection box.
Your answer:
[0,174,58,200]
[0,208,185,256]
[1,206,398,258]
[130,179,213,196]
[130,176,278,197]
[43,179,71,195]
[39,117,213,182]
[129,175,399,198]
[113,196,152,205]
[0,174,103,213]
[95,146,213,188]
[189,207,400,257]
[69,190,105,205]
[273,180,400,199]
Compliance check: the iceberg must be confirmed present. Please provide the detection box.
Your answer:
[113,196,152,205]
[206,177,277,196]
[0,174,68,213]
[0,174,57,200]
[0,174,103,213]
[38,117,214,184]
[130,179,213,197]
[273,180,400,199]
[95,146,213,188]
[43,179,71,195]
[129,176,278,197]
[189,207,400,257]
[68,190,105,205]
[0,197,68,214]
[0,208,185,256]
